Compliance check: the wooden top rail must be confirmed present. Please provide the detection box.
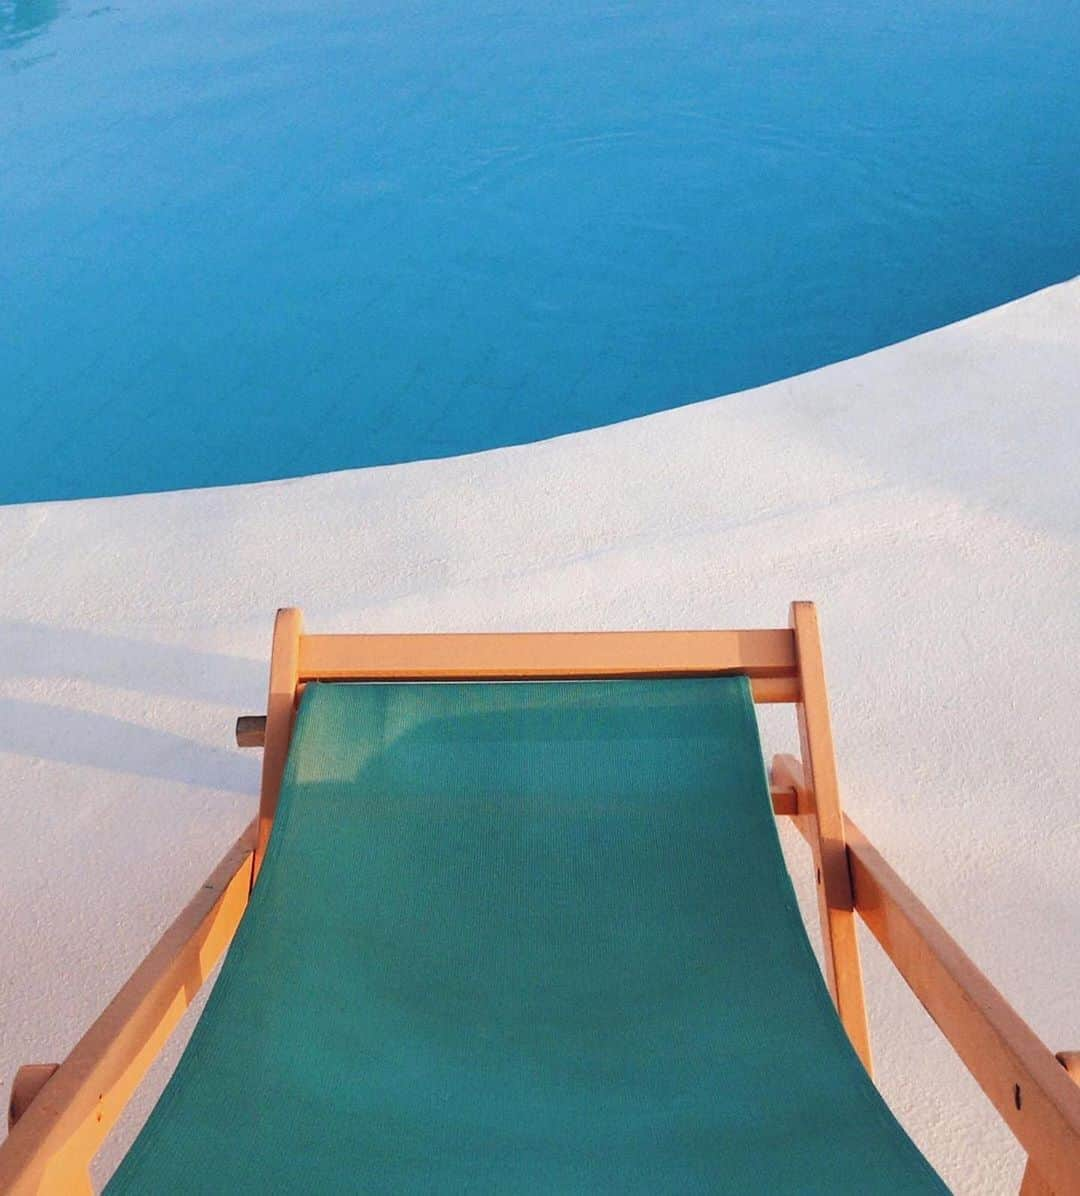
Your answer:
[294,629,799,703]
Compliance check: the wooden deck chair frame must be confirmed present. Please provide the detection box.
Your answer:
[1,603,1077,1194]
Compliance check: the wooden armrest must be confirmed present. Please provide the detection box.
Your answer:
[771,753,1080,1194]
[0,825,255,1195]
[846,819,1080,1193]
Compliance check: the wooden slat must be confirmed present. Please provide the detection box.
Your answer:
[788,603,873,1073]
[297,629,798,701]
[846,820,1080,1195]
[0,824,255,1195]
[253,607,303,883]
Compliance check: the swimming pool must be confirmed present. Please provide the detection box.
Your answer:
[3,0,1078,503]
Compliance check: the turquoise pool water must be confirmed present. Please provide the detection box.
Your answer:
[3,1,1078,503]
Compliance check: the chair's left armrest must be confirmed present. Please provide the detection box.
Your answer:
[0,824,255,1195]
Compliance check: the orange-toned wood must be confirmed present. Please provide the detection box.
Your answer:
[773,749,872,1072]
[779,784,1080,1192]
[8,1066,59,1131]
[787,602,872,1073]
[296,629,798,701]
[846,820,1080,1195]
[1019,1163,1054,1196]
[1019,1162,1055,1195]
[1019,1053,1080,1193]
[769,785,798,816]
[0,824,254,1196]
[771,752,814,826]
[253,607,303,884]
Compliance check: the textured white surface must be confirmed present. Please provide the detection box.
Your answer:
[1,278,1078,1193]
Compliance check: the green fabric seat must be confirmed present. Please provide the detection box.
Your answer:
[107,678,947,1193]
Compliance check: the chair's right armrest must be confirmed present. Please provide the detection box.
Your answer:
[841,819,1080,1194]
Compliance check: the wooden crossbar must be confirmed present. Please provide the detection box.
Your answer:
[295,630,799,701]
[847,821,1080,1194]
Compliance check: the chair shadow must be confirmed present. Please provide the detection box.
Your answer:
[0,618,265,706]
[0,697,256,793]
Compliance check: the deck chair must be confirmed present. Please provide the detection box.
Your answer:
[1,604,1077,1193]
